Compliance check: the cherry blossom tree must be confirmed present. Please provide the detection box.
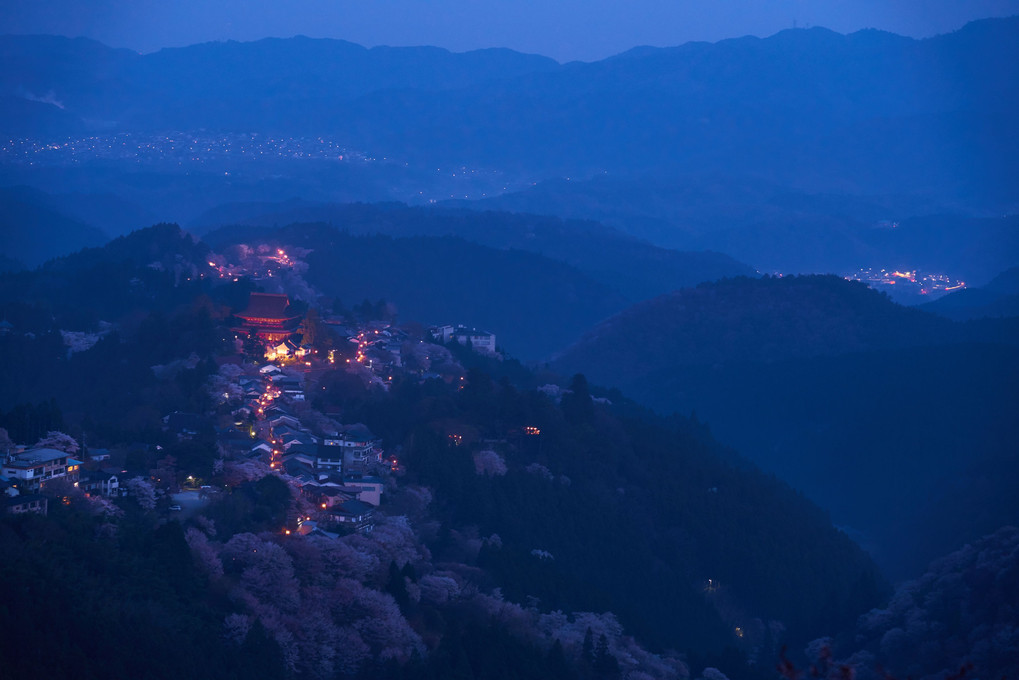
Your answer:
[223,458,272,486]
[34,430,79,454]
[473,449,508,476]
[123,476,158,510]
[222,533,300,612]
[419,572,462,604]
[185,527,224,578]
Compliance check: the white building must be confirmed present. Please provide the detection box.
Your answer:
[322,425,381,473]
[431,324,497,354]
[2,448,82,493]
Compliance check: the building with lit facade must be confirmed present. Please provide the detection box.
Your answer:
[1,448,82,493]
[233,293,302,342]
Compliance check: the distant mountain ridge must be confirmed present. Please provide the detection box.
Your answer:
[2,18,1017,205]
[0,33,559,134]
[450,177,1019,277]
[921,266,1019,320]
[555,275,961,368]
[193,200,754,302]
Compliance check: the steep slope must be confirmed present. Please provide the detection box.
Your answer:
[0,233,891,676]
[554,275,1019,576]
[818,527,1019,679]
[365,370,888,665]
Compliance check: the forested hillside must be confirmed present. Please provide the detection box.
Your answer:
[0,225,889,678]
[554,275,1019,576]
[196,202,753,303]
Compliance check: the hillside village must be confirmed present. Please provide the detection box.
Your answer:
[1,265,711,679]
[1,285,502,540]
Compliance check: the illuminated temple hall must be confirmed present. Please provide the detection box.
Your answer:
[233,292,302,342]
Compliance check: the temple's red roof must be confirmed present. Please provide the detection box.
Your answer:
[236,293,298,321]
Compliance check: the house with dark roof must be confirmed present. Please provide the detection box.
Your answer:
[280,432,317,451]
[313,485,360,508]
[281,457,318,485]
[311,443,344,474]
[249,439,274,458]
[87,448,111,462]
[269,413,301,430]
[322,425,381,474]
[2,449,82,493]
[164,412,208,439]
[327,499,375,534]
[217,428,254,455]
[79,469,120,498]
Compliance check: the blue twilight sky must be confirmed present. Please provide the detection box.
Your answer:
[2,0,1018,62]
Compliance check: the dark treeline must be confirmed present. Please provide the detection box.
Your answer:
[0,504,282,680]
[0,224,255,434]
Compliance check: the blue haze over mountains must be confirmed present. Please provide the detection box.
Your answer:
[4,21,1017,193]
[2,15,1018,562]
[2,18,1017,279]
[1,15,1019,677]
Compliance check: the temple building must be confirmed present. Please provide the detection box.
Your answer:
[234,293,302,342]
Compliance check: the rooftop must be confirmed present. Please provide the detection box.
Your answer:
[452,327,494,337]
[334,499,374,516]
[5,448,68,466]
[236,293,299,321]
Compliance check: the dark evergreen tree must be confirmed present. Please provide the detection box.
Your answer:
[594,634,620,679]
[547,639,573,680]
[387,559,411,610]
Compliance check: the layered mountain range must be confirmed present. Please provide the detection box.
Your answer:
[2,19,1016,199]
